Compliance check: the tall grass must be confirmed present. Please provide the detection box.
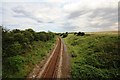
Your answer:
[64,33,120,79]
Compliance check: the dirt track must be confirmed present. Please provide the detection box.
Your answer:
[27,37,70,79]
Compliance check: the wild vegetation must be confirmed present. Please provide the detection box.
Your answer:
[60,32,68,38]
[2,26,120,79]
[74,32,85,36]
[64,32,120,79]
[2,27,55,78]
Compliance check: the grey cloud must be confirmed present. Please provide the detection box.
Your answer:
[89,8,117,30]
[118,2,120,24]
[47,21,54,23]
[12,6,24,13]
[67,10,89,19]
[90,22,113,28]
[64,7,117,31]
[62,22,79,31]
[67,7,117,21]
[89,8,117,21]
[67,7,117,31]
[13,14,26,18]
[12,6,43,23]
[0,7,6,14]
[0,7,2,14]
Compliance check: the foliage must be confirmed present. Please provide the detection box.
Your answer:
[77,32,85,36]
[74,32,85,36]
[5,42,23,57]
[2,27,55,57]
[62,32,68,38]
[2,27,56,78]
[64,33,120,79]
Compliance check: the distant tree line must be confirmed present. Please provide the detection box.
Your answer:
[60,32,68,38]
[74,32,85,36]
[59,31,85,38]
[2,27,55,57]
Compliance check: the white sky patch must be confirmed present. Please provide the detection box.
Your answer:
[0,0,119,32]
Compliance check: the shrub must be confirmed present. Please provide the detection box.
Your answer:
[7,55,25,72]
[77,32,85,36]
[74,32,77,35]
[23,31,34,43]
[64,34,119,79]
[5,42,23,57]
[62,32,68,38]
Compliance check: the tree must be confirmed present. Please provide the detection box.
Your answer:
[62,32,68,38]
[60,33,64,36]
[74,32,77,35]
[23,31,34,43]
[12,29,21,33]
[77,32,85,36]
[4,42,23,57]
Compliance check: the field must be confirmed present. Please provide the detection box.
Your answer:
[64,32,120,79]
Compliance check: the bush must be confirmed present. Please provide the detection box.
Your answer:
[12,29,21,33]
[23,31,34,43]
[74,32,77,35]
[60,33,63,36]
[2,27,56,78]
[77,32,85,36]
[6,55,25,73]
[5,42,23,57]
[62,32,68,38]
[14,33,29,44]
[64,34,120,79]
[2,27,55,57]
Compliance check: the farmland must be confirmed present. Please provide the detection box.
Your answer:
[63,32,120,79]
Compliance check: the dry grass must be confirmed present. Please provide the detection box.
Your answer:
[86,31,119,35]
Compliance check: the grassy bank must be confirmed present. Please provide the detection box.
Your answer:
[64,33,120,79]
[3,38,56,78]
[2,27,56,78]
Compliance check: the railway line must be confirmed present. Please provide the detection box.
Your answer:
[27,37,68,79]
[41,38,61,78]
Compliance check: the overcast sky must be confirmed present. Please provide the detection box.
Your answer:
[0,0,119,32]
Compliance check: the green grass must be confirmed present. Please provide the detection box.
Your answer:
[3,37,56,78]
[64,33,120,79]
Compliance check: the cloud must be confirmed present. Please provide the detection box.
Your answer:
[67,10,89,19]
[61,22,79,32]
[12,6,43,23]
[88,7,118,31]
[64,1,118,31]
[1,0,118,32]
